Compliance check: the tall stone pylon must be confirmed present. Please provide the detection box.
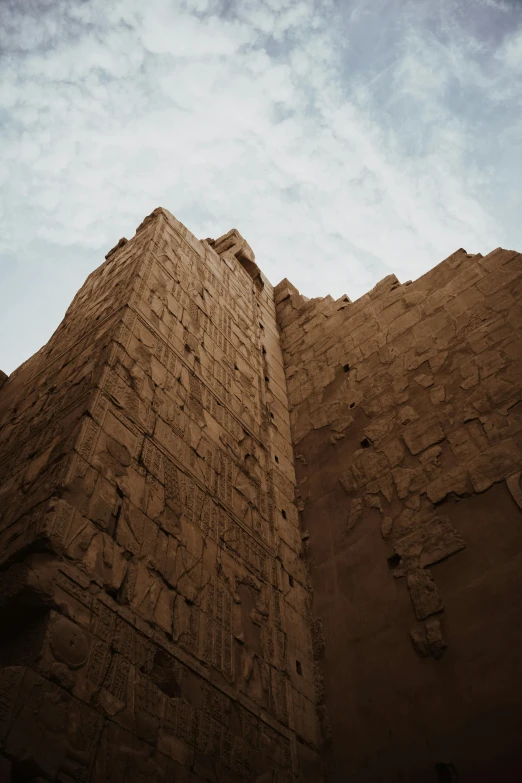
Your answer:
[0,208,321,782]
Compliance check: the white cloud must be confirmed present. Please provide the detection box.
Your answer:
[0,0,521,374]
[497,29,522,69]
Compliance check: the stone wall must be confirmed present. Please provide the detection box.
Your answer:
[275,247,522,782]
[2,210,521,783]
[0,208,320,782]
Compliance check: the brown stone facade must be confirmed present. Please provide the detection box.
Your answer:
[0,211,521,783]
[275,247,522,782]
[0,209,320,782]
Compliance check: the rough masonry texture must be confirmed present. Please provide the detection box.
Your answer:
[0,208,520,783]
[275,246,522,782]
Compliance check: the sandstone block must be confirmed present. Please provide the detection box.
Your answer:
[393,506,465,566]
[425,615,447,659]
[403,415,445,455]
[426,466,472,503]
[386,307,422,340]
[407,568,443,620]
[468,438,522,492]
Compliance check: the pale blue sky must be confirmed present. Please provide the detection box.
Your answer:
[1,0,521,375]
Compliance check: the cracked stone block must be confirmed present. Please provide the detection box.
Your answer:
[403,416,446,455]
[406,568,443,620]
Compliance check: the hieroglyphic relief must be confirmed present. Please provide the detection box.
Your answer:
[138,250,263,421]
[0,207,319,781]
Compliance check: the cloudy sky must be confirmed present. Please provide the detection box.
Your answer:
[1,0,521,375]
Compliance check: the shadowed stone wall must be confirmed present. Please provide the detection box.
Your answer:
[275,247,522,783]
[2,211,521,783]
[0,208,320,782]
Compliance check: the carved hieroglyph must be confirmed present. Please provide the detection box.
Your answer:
[0,209,320,782]
[2,209,521,783]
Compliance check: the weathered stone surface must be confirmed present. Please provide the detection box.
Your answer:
[410,615,446,660]
[410,624,431,657]
[402,415,446,455]
[0,209,320,781]
[468,438,521,492]
[425,615,447,660]
[407,568,443,620]
[426,466,472,503]
[274,243,522,782]
[392,506,465,566]
[2,213,522,783]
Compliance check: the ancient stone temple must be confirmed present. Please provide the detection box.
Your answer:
[0,207,520,783]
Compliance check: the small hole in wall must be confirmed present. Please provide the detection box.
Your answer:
[270,412,274,419]
[349,402,355,409]
[360,438,371,449]
[274,455,279,463]
[289,574,294,587]
[295,660,302,676]
[259,322,264,330]
[262,346,267,355]
[343,297,349,302]
[281,509,287,519]
[265,376,269,383]
[234,364,238,371]
[435,762,459,782]
[343,364,350,373]
[387,553,401,570]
